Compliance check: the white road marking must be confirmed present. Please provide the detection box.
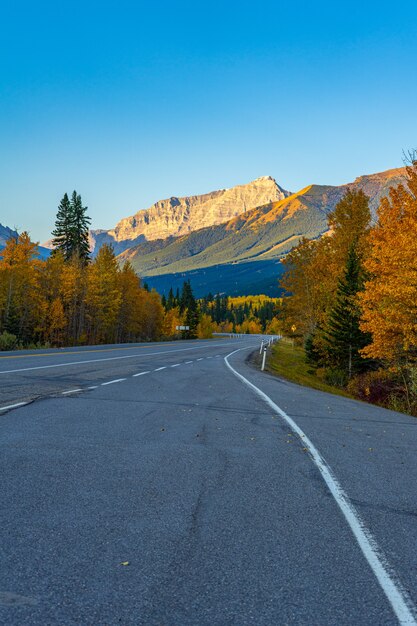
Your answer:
[101,379,126,386]
[0,401,28,412]
[62,389,82,395]
[133,371,150,377]
[224,347,417,626]
[170,364,181,368]
[87,386,98,390]
[0,343,234,375]
[185,361,193,364]
[197,358,204,361]
[154,367,166,371]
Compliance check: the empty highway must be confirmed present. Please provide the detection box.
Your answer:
[1,337,417,625]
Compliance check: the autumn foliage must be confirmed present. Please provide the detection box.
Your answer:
[280,157,417,414]
[0,240,164,347]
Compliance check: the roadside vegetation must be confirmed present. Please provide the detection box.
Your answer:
[267,338,352,397]
[279,154,417,416]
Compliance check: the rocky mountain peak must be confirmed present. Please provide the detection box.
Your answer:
[90,175,291,255]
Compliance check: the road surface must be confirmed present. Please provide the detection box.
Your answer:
[1,337,416,625]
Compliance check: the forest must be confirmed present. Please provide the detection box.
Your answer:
[280,157,417,415]
[0,191,274,348]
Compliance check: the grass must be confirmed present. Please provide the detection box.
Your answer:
[267,338,352,398]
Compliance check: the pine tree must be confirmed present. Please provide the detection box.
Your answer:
[180,281,199,338]
[166,287,175,310]
[323,246,371,377]
[51,193,73,260]
[70,191,91,264]
[51,191,91,263]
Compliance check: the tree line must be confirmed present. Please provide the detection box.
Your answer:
[280,157,417,414]
[0,192,163,348]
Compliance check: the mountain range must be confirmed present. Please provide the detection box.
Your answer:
[2,166,407,297]
[112,167,406,296]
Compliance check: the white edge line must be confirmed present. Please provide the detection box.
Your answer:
[224,347,417,626]
[87,385,98,390]
[133,371,150,377]
[62,389,82,395]
[101,379,126,386]
[0,401,28,411]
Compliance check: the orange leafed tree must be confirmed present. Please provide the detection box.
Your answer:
[360,160,417,364]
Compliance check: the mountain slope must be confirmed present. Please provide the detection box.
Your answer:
[120,167,406,295]
[89,176,290,255]
[0,224,51,259]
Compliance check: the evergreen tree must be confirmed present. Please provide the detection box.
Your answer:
[166,287,175,310]
[70,191,91,264]
[51,193,72,260]
[51,191,91,263]
[323,246,371,377]
[180,281,199,338]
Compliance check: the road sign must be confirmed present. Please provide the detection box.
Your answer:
[176,325,190,331]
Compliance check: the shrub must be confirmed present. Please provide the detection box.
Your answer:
[0,331,18,351]
[346,369,401,406]
[323,367,349,388]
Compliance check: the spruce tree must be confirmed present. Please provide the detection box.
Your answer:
[167,287,175,310]
[52,191,91,263]
[51,193,72,260]
[323,245,371,377]
[180,280,199,338]
[70,191,91,264]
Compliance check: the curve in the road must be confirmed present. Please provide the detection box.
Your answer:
[225,346,417,626]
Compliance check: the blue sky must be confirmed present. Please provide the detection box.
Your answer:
[1,0,416,242]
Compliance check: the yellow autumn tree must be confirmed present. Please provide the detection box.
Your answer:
[360,160,417,364]
[197,313,215,338]
[86,244,122,344]
[60,254,87,344]
[280,190,371,348]
[162,306,182,338]
[0,232,44,343]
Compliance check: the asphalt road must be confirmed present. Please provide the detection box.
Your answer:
[1,337,417,625]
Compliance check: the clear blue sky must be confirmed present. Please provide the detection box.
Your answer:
[1,0,416,242]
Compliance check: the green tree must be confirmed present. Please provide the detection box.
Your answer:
[51,193,73,260]
[323,246,371,377]
[51,191,91,263]
[180,281,199,338]
[70,191,91,263]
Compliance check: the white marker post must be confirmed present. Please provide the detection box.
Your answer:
[259,340,264,354]
[261,345,267,371]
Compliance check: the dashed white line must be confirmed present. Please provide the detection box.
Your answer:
[154,367,166,371]
[224,347,417,626]
[0,343,235,375]
[62,389,82,395]
[197,358,204,361]
[185,361,193,364]
[88,385,98,390]
[133,371,150,377]
[101,378,126,386]
[170,364,181,368]
[0,401,29,412]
